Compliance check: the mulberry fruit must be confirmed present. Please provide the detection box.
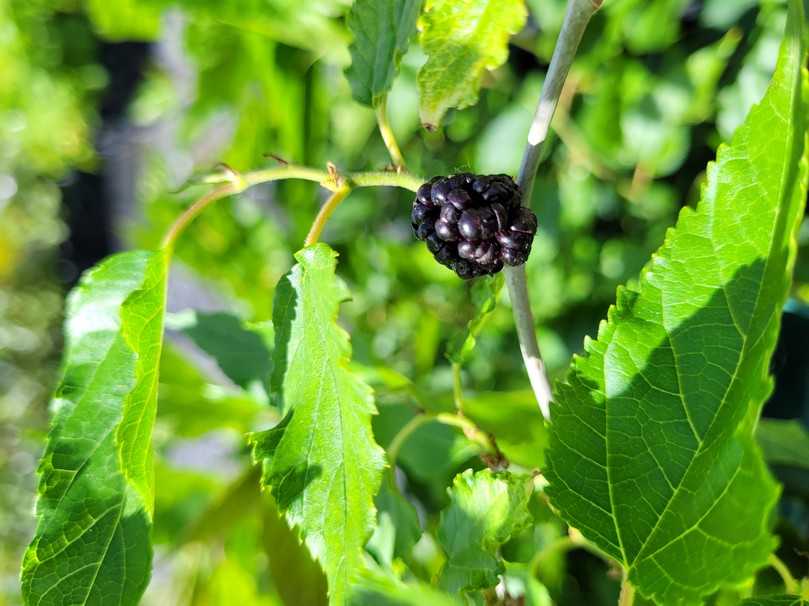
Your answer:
[411,174,537,279]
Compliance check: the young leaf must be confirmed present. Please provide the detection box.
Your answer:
[447,274,503,365]
[21,250,168,606]
[545,2,808,604]
[437,469,533,593]
[345,0,423,107]
[250,244,385,604]
[417,0,527,129]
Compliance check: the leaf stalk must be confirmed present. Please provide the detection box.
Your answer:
[618,574,635,606]
[305,186,353,247]
[375,96,407,171]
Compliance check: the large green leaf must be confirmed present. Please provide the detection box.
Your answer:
[21,250,168,606]
[437,469,533,593]
[417,0,527,129]
[545,2,808,604]
[250,244,385,604]
[345,0,423,106]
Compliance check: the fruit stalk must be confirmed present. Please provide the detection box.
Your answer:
[506,0,602,421]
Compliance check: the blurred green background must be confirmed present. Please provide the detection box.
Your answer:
[1,0,808,604]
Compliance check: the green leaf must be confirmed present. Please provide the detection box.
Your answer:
[250,244,385,604]
[545,2,809,604]
[85,0,162,40]
[417,0,527,129]
[347,566,462,606]
[166,310,274,398]
[740,597,808,606]
[447,274,503,365]
[345,0,423,106]
[437,469,533,593]
[22,250,168,606]
[463,390,547,469]
[366,476,422,567]
[263,494,329,606]
[157,344,262,438]
[179,467,262,546]
[756,419,809,469]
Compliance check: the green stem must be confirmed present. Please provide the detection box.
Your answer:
[346,171,421,191]
[769,554,799,594]
[304,186,352,247]
[451,363,464,414]
[375,96,407,171]
[202,163,422,192]
[387,410,500,465]
[435,412,496,454]
[387,414,433,467]
[163,163,423,251]
[162,182,241,251]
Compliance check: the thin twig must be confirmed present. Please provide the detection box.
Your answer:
[505,0,602,421]
[304,186,353,247]
[375,96,407,171]
[387,414,432,467]
[303,187,351,246]
[451,363,465,414]
[162,183,241,250]
[163,163,423,251]
[769,554,799,594]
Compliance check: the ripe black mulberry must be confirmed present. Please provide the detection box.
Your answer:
[411,174,537,279]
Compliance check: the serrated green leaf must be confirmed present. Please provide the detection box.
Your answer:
[741,597,808,606]
[756,419,809,469]
[22,250,168,606]
[347,566,462,606]
[250,243,385,605]
[437,469,533,593]
[447,274,503,365]
[545,2,808,604]
[417,0,527,129]
[345,0,423,106]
